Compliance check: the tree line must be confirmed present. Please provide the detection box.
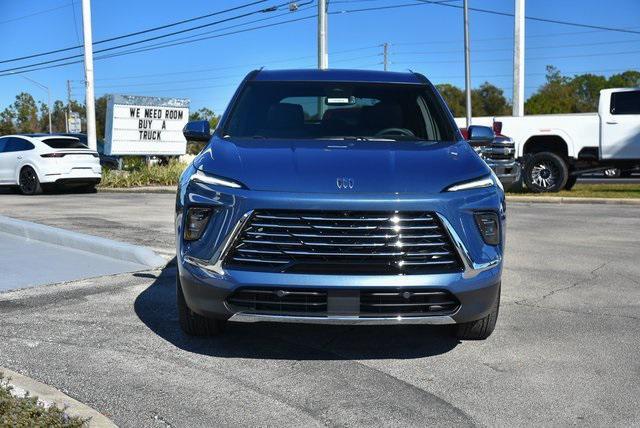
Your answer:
[436,67,639,117]
[1,67,638,137]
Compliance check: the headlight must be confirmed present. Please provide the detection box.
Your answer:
[475,211,501,245]
[444,175,494,192]
[184,207,214,241]
[190,169,244,189]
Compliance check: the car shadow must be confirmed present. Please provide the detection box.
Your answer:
[133,261,460,360]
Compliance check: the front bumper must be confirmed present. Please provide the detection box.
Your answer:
[177,175,504,325]
[229,313,457,325]
[485,159,521,187]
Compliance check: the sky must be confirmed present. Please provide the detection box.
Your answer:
[0,0,639,115]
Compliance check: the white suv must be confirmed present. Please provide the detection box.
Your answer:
[0,134,102,195]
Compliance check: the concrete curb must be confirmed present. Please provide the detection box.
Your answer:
[98,186,176,194]
[506,195,640,205]
[0,215,166,269]
[1,367,117,427]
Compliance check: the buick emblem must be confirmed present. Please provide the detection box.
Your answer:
[336,177,354,189]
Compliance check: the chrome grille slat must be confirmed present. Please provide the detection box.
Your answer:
[283,250,406,257]
[225,210,463,275]
[230,298,327,307]
[361,301,457,307]
[400,260,456,266]
[230,257,289,264]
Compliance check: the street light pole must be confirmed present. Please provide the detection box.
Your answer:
[81,0,97,150]
[513,0,525,117]
[318,0,328,69]
[20,75,52,134]
[463,0,472,128]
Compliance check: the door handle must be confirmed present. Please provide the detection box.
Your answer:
[606,121,618,125]
[17,156,22,159]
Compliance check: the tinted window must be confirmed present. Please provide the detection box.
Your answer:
[224,82,456,141]
[41,138,88,149]
[0,137,8,153]
[5,138,35,152]
[610,90,640,115]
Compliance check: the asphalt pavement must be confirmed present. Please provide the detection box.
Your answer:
[0,192,639,426]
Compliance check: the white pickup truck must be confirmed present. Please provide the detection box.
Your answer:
[455,88,640,192]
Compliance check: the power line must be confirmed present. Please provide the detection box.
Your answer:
[70,0,82,45]
[0,0,268,64]
[414,0,640,35]
[78,44,379,82]
[392,49,640,65]
[85,3,317,63]
[0,1,307,74]
[390,38,640,56]
[329,0,460,15]
[0,3,71,25]
[0,12,317,77]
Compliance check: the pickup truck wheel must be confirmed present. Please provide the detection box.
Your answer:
[564,175,578,190]
[523,152,568,193]
[455,285,500,340]
[177,271,225,336]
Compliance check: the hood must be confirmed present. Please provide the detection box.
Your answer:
[193,137,490,194]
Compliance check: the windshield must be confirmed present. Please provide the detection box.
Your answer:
[223,81,457,141]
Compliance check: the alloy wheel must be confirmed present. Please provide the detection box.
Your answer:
[530,161,559,189]
[19,168,38,194]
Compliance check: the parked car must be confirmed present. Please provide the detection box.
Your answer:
[52,133,120,170]
[0,134,101,195]
[175,69,505,340]
[455,88,640,192]
[460,124,521,190]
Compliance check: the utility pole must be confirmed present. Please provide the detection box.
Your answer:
[66,80,72,132]
[463,0,472,127]
[513,0,525,117]
[317,0,328,69]
[18,75,52,134]
[383,43,389,71]
[81,0,97,150]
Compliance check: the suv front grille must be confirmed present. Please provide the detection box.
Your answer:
[224,210,462,274]
[226,287,460,317]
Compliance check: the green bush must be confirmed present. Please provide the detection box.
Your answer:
[0,373,87,427]
[99,160,187,188]
[121,156,148,171]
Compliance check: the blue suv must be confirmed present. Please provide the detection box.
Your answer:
[176,69,505,340]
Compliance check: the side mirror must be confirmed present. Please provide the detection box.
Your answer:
[467,125,494,144]
[183,120,211,142]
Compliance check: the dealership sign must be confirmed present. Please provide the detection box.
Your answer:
[104,94,190,155]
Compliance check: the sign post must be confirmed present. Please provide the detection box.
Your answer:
[104,95,190,156]
[68,112,82,134]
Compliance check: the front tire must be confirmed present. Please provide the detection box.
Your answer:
[18,166,43,195]
[564,175,578,190]
[455,286,500,340]
[523,152,568,193]
[177,271,225,336]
